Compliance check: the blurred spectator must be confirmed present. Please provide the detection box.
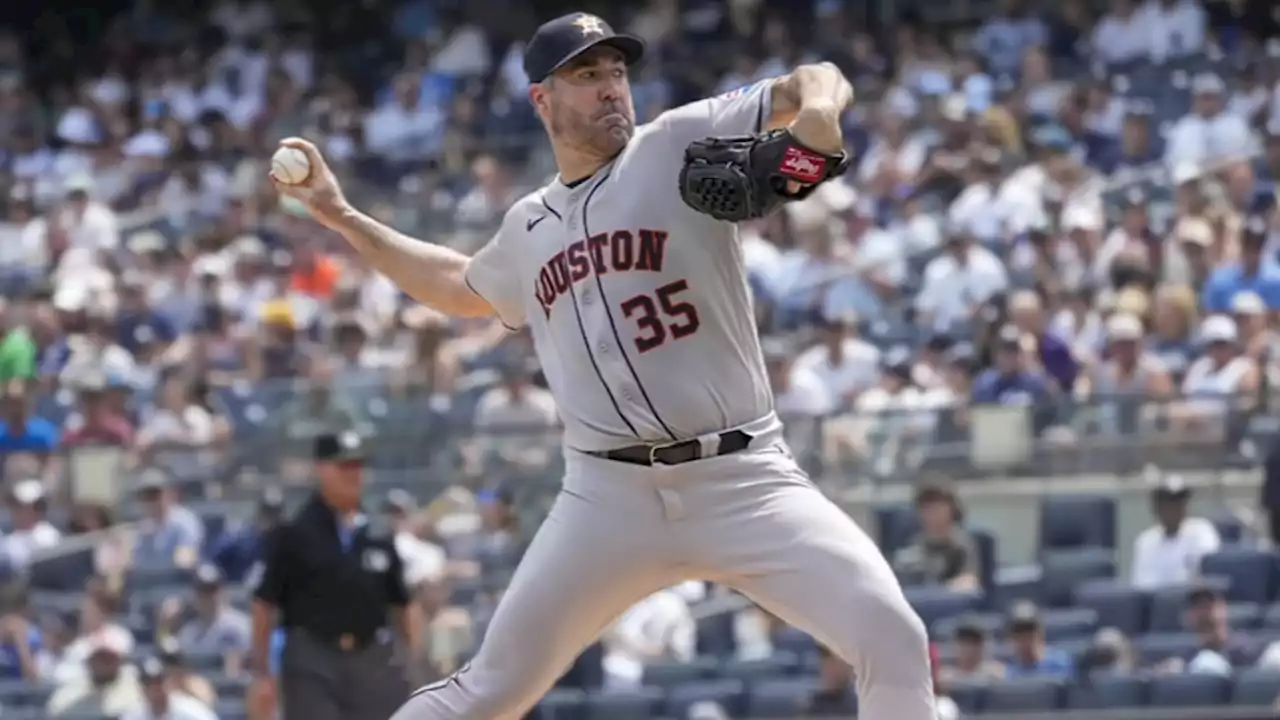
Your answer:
[1004,601,1075,678]
[1166,73,1255,170]
[0,299,36,383]
[602,582,700,690]
[1202,217,1280,312]
[46,630,143,717]
[1007,289,1079,392]
[209,486,285,583]
[120,656,216,720]
[156,637,217,708]
[803,644,857,715]
[384,489,446,592]
[0,379,59,467]
[971,325,1054,414]
[0,478,61,571]
[170,563,249,675]
[1132,473,1221,589]
[0,583,41,681]
[53,585,134,684]
[793,314,880,406]
[472,360,558,471]
[1079,627,1137,676]
[448,486,526,577]
[1174,314,1260,433]
[1167,584,1263,672]
[132,468,204,569]
[60,374,135,451]
[941,619,1005,683]
[915,227,1010,329]
[892,481,981,590]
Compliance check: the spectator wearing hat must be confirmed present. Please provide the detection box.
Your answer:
[892,481,982,591]
[52,585,135,685]
[473,359,559,471]
[120,656,216,720]
[1203,216,1280,313]
[1080,627,1136,676]
[1004,600,1074,679]
[169,563,251,674]
[971,326,1055,427]
[46,626,144,718]
[915,221,1010,330]
[1168,584,1263,672]
[59,372,135,450]
[1131,473,1221,590]
[154,636,217,708]
[210,486,285,584]
[1079,312,1174,433]
[1166,72,1254,170]
[0,477,60,571]
[1174,314,1260,433]
[1231,290,1275,361]
[940,619,1005,683]
[132,467,204,569]
[251,429,415,720]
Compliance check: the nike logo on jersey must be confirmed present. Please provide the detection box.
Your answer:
[526,215,547,232]
[534,229,669,319]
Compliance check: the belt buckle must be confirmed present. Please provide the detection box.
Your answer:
[648,439,686,466]
[338,634,355,651]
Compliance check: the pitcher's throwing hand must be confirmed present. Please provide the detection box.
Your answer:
[268,138,351,229]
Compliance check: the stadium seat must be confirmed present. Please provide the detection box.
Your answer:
[1201,548,1277,604]
[771,626,817,656]
[1132,632,1199,665]
[1264,602,1280,629]
[695,611,736,657]
[1066,674,1149,709]
[642,657,719,688]
[0,680,55,708]
[719,651,799,682]
[933,612,1004,640]
[1227,602,1263,630]
[1040,607,1099,641]
[1074,580,1147,635]
[1040,548,1116,606]
[1209,510,1247,545]
[28,547,95,591]
[971,529,998,596]
[1231,668,1280,706]
[1039,495,1115,551]
[746,676,820,717]
[983,677,1065,712]
[946,679,987,714]
[665,678,747,718]
[583,687,665,720]
[1148,673,1232,707]
[873,504,917,554]
[538,688,587,720]
[904,587,981,628]
[214,701,249,720]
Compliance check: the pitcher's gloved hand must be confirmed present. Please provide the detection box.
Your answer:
[678,127,851,222]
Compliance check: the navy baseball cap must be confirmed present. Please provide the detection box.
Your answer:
[523,13,645,84]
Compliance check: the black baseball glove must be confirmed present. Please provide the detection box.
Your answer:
[678,128,851,222]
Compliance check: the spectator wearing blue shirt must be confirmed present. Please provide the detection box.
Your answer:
[1004,601,1074,679]
[0,585,41,681]
[115,273,177,355]
[972,326,1058,433]
[1203,216,1280,313]
[133,468,204,569]
[210,487,285,583]
[1008,290,1079,392]
[0,382,59,460]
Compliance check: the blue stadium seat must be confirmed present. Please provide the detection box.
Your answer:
[642,657,719,687]
[1231,668,1280,706]
[538,688,587,720]
[1201,548,1277,604]
[747,677,820,718]
[1263,603,1280,629]
[665,678,747,718]
[695,611,736,657]
[0,680,55,707]
[1227,602,1263,630]
[1040,607,1099,641]
[972,529,998,595]
[1148,673,1232,707]
[1039,495,1115,551]
[1132,632,1199,665]
[1066,674,1148,709]
[28,547,95,591]
[583,687,665,720]
[1209,511,1247,545]
[719,651,799,682]
[1040,548,1116,606]
[947,679,987,714]
[983,678,1065,712]
[1074,580,1147,635]
[873,504,917,554]
[904,587,980,628]
[214,701,249,720]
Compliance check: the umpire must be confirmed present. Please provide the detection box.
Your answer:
[250,429,419,720]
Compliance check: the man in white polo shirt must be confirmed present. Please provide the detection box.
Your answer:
[1131,473,1221,590]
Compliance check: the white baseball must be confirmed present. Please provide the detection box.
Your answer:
[271,147,312,185]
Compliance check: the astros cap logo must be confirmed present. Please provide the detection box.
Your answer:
[572,14,605,37]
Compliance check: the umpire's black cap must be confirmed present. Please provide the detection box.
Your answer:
[314,429,366,463]
[523,13,645,84]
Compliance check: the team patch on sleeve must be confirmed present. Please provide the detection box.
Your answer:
[718,82,759,100]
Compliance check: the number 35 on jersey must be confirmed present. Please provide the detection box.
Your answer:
[532,228,701,353]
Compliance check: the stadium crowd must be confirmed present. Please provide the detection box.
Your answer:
[0,0,1280,717]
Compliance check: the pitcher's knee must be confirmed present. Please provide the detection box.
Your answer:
[393,661,548,720]
[833,589,930,682]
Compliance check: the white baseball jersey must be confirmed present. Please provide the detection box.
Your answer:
[465,80,783,451]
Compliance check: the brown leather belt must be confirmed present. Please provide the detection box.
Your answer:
[589,430,752,466]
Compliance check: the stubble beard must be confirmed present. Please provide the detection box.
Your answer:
[550,103,632,158]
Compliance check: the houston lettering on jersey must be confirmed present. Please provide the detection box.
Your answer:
[534,229,669,318]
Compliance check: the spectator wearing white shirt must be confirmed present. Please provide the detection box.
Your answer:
[1091,0,1152,65]
[1165,73,1256,170]
[473,363,559,470]
[972,0,1048,74]
[765,340,833,419]
[364,75,446,165]
[916,227,1010,329]
[119,657,216,720]
[384,490,447,591]
[856,108,929,191]
[1141,0,1206,62]
[0,479,60,572]
[1131,474,1221,590]
[793,315,880,408]
[601,582,701,690]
